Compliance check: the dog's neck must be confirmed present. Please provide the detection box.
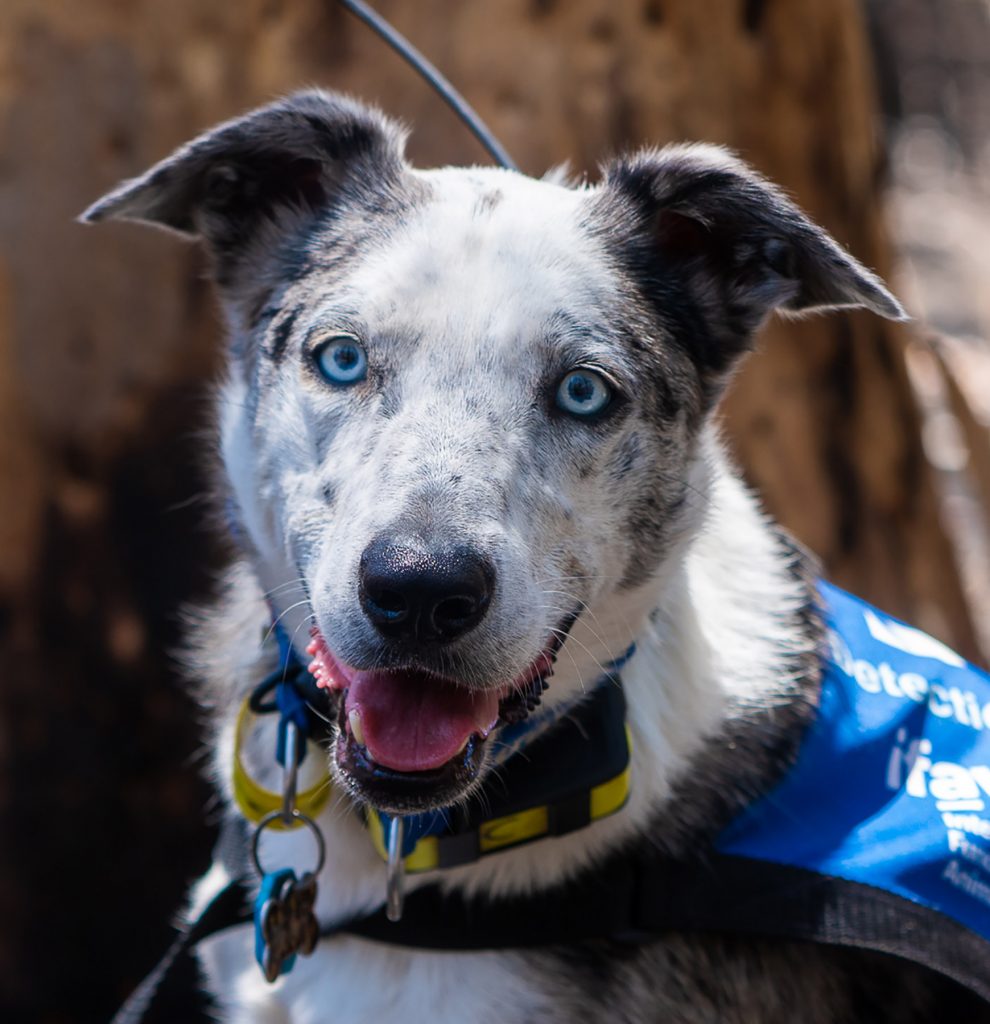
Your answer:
[198,432,819,916]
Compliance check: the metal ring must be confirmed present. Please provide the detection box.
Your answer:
[251,809,327,879]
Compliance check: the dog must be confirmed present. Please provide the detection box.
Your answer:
[83,90,990,1023]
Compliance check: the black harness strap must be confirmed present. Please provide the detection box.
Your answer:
[339,851,990,1004]
[110,879,250,1024]
[116,844,990,1022]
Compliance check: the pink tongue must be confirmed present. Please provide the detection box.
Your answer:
[345,670,501,773]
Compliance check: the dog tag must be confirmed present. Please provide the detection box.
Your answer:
[254,868,319,982]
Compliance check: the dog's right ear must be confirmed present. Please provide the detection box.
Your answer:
[596,144,907,392]
[80,90,406,282]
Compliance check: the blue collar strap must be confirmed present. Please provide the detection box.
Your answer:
[247,627,326,769]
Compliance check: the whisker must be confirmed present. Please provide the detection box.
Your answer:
[284,611,317,676]
[263,599,312,648]
[538,591,613,661]
[261,578,308,601]
[547,625,588,694]
[537,583,640,662]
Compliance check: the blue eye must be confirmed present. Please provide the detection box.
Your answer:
[555,369,612,418]
[313,336,368,385]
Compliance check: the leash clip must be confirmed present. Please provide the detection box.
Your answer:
[250,686,328,983]
[385,816,406,922]
[281,719,301,820]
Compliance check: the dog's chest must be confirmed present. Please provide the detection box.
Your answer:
[198,928,550,1024]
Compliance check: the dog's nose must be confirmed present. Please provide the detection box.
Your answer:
[359,534,494,643]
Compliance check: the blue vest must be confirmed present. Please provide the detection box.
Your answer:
[717,581,990,981]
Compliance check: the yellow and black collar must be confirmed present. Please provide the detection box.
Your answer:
[233,674,632,871]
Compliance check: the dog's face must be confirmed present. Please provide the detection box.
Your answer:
[85,92,903,813]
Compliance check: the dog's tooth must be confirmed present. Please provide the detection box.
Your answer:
[348,708,366,746]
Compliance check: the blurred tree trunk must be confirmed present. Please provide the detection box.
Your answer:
[0,1,979,1022]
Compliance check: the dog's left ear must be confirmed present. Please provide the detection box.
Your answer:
[598,144,907,378]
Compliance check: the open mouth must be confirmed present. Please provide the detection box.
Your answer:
[305,620,574,810]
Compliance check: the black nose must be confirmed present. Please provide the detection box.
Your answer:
[359,534,494,643]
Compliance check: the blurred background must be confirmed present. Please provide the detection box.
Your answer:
[0,1,988,1021]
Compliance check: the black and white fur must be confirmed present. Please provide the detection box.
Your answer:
[84,92,974,1022]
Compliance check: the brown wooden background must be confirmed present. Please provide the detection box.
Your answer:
[0,2,981,1021]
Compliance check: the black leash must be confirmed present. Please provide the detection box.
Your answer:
[336,0,517,171]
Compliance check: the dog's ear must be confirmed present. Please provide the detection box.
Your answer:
[80,90,406,283]
[598,144,907,379]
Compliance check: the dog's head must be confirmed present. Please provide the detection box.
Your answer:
[84,91,904,814]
